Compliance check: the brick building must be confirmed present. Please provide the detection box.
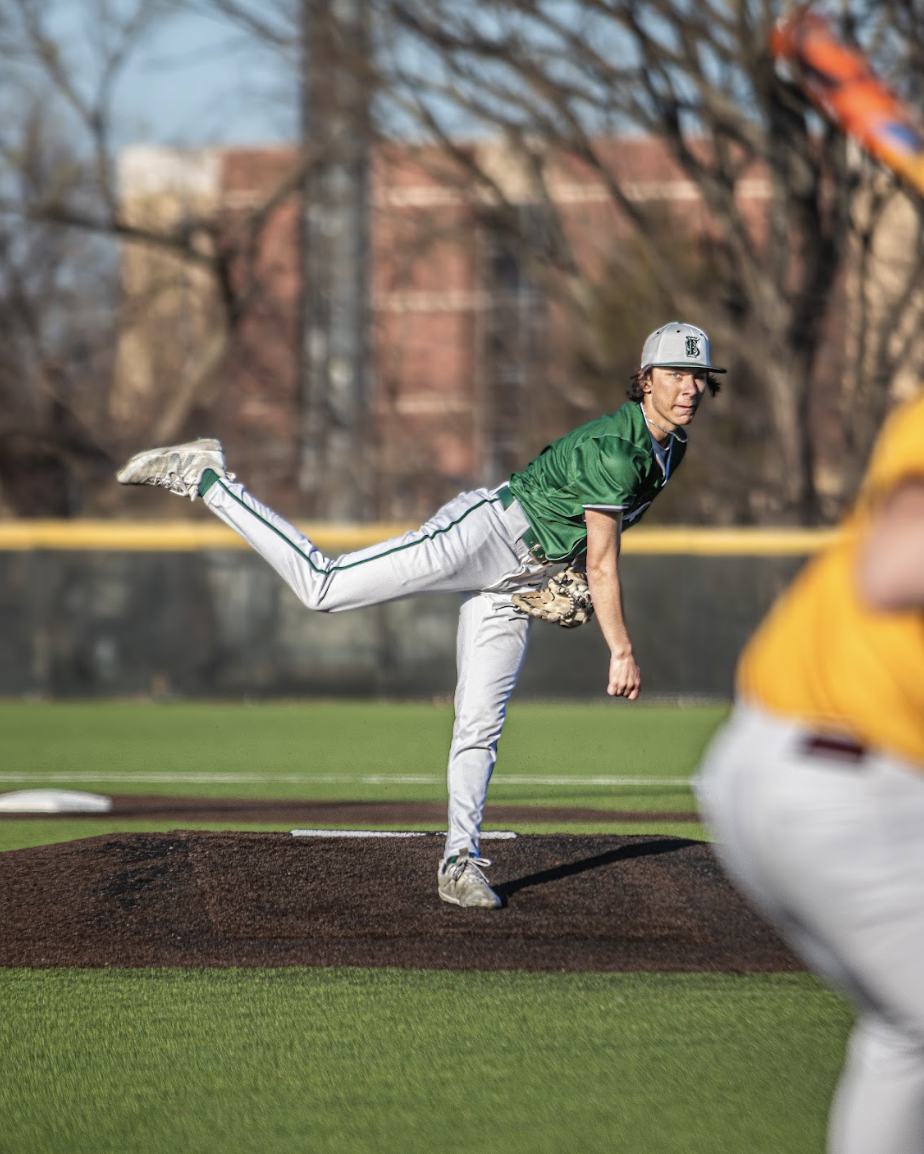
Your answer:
[113,138,774,520]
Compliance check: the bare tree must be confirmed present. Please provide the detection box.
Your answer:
[366,0,924,523]
[0,0,319,514]
[5,0,924,524]
[208,0,924,523]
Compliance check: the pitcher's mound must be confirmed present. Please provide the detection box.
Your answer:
[0,831,802,972]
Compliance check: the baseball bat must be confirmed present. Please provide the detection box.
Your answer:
[770,7,924,199]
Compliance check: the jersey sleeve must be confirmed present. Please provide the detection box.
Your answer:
[570,437,645,510]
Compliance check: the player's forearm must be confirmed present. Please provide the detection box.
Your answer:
[584,509,632,655]
[586,561,633,658]
[584,507,641,698]
[857,481,924,610]
[588,560,641,700]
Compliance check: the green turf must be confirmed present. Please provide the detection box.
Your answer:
[0,968,850,1154]
[0,699,723,850]
[0,700,849,1152]
[0,698,726,804]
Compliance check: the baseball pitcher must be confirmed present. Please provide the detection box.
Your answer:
[118,321,723,908]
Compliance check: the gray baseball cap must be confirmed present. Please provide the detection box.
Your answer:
[641,321,726,374]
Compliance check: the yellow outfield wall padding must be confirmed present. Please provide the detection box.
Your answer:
[0,520,842,556]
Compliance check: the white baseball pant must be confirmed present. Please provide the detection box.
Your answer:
[203,477,548,858]
[695,703,924,1154]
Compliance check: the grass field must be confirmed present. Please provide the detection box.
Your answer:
[0,699,851,1154]
[0,699,724,850]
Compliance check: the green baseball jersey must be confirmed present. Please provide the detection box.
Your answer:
[507,401,687,562]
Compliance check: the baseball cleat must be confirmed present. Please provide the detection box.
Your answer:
[438,850,502,908]
[115,438,231,501]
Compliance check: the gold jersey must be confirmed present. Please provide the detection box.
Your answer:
[737,389,924,766]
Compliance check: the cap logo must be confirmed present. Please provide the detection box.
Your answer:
[685,335,700,358]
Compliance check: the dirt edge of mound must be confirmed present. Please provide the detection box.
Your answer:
[0,830,801,973]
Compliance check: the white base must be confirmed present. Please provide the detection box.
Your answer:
[0,789,113,814]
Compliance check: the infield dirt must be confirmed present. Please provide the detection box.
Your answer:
[0,823,802,973]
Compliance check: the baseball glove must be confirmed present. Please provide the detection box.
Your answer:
[511,566,595,628]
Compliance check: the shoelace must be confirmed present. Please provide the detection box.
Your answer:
[449,854,493,884]
[154,468,235,501]
[157,472,196,497]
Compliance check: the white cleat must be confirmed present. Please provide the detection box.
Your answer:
[115,439,231,501]
[438,850,502,909]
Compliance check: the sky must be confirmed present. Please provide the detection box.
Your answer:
[54,1,578,153]
[76,4,297,148]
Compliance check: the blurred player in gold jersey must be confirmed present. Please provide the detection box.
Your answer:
[696,388,924,1154]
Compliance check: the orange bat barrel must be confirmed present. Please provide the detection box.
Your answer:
[770,9,924,197]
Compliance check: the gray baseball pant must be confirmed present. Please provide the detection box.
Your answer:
[695,703,924,1154]
[203,477,548,858]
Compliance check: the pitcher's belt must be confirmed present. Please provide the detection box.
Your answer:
[496,484,549,565]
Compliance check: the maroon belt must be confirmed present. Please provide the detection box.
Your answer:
[801,733,867,764]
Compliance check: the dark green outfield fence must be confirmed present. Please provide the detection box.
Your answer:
[0,522,834,700]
